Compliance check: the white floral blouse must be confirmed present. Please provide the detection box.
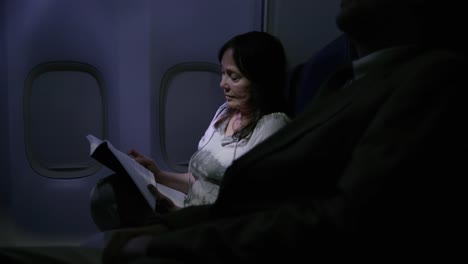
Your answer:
[185,103,290,206]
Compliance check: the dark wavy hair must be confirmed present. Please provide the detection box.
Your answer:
[215,31,289,140]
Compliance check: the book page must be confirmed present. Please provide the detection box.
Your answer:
[87,134,186,210]
[156,183,186,208]
[106,141,157,211]
[86,134,156,211]
[87,134,103,154]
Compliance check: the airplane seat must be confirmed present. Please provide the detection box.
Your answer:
[90,173,154,231]
[286,33,356,118]
[89,177,121,230]
[88,34,357,231]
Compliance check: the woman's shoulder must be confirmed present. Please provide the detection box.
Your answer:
[258,112,291,125]
[254,112,291,132]
[243,112,290,145]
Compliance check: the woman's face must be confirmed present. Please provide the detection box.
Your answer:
[219,48,252,113]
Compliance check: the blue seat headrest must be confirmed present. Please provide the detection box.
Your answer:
[287,34,357,117]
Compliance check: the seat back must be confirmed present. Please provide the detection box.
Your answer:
[286,34,357,117]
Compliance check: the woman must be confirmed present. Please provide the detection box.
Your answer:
[90,32,291,229]
[130,31,291,212]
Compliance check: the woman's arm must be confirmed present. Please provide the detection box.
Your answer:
[128,149,195,194]
[155,170,194,194]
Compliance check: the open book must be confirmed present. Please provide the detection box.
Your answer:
[86,134,186,211]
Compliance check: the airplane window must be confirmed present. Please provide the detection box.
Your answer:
[24,62,107,178]
[158,62,224,172]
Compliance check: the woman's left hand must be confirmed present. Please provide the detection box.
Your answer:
[147,184,180,214]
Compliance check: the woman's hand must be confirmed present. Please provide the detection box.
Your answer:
[128,149,161,177]
[128,149,191,194]
[147,184,180,214]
